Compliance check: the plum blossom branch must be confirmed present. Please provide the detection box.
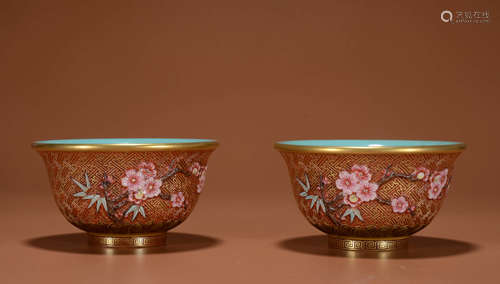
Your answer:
[99,173,123,223]
[376,165,417,186]
[307,163,443,225]
[324,192,343,205]
[71,159,207,223]
[102,161,191,222]
[375,196,391,205]
[109,193,128,203]
[432,176,452,201]
[159,160,191,182]
[160,167,190,182]
[111,199,129,211]
[318,175,341,226]
[159,192,171,200]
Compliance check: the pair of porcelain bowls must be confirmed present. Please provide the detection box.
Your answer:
[33,138,465,251]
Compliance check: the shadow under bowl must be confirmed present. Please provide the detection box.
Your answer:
[25,232,222,254]
[278,235,478,258]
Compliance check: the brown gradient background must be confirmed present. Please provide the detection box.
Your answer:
[1,0,499,283]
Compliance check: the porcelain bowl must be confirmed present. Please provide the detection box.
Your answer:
[33,138,218,248]
[275,140,465,251]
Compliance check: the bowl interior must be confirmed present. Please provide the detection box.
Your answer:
[32,138,218,151]
[33,138,216,145]
[276,139,462,147]
[275,139,465,153]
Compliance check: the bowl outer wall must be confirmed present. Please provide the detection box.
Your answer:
[276,149,463,238]
[36,148,216,235]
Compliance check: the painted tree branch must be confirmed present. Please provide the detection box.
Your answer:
[112,199,129,211]
[158,165,190,200]
[109,193,128,203]
[100,173,122,223]
[331,203,347,211]
[375,166,422,216]
[315,165,421,226]
[160,167,190,182]
[325,192,344,205]
[436,176,452,200]
[99,164,189,223]
[318,175,341,226]
[376,196,391,205]
[159,192,171,200]
[376,165,417,186]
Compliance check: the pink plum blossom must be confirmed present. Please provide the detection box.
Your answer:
[171,192,185,208]
[190,162,202,177]
[357,182,379,202]
[427,183,442,199]
[391,196,409,213]
[351,164,372,182]
[128,188,147,204]
[322,176,331,185]
[138,161,157,178]
[197,169,206,193]
[100,175,115,189]
[336,171,360,194]
[412,167,430,181]
[121,169,146,192]
[105,175,114,184]
[144,178,162,198]
[381,168,389,177]
[343,193,362,208]
[430,169,448,188]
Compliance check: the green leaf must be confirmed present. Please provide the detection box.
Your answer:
[139,206,146,218]
[73,192,86,197]
[305,195,318,209]
[352,208,364,222]
[296,174,310,193]
[96,199,102,212]
[72,178,89,192]
[341,208,363,223]
[341,208,351,220]
[310,195,318,209]
[82,194,95,200]
[125,205,137,217]
[132,209,139,221]
[88,196,98,208]
[101,197,108,212]
[318,199,326,213]
[85,172,91,189]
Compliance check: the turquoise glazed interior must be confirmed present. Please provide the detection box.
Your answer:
[276,140,463,147]
[34,138,216,144]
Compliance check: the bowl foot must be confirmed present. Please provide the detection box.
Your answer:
[87,233,167,248]
[328,235,409,251]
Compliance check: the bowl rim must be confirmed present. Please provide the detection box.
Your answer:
[32,138,219,152]
[274,139,466,154]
